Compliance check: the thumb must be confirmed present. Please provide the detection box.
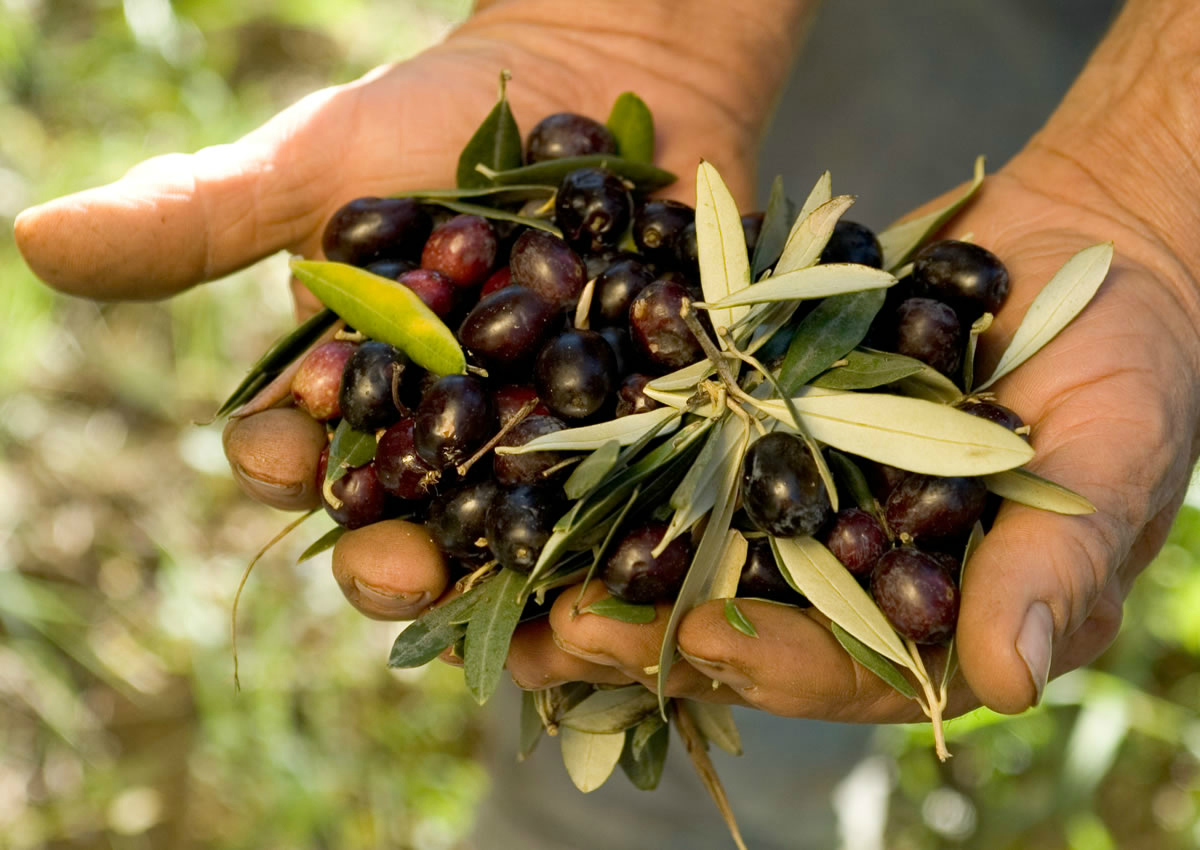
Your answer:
[13,86,345,300]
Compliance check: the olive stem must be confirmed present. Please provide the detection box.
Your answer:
[906,637,951,761]
[457,560,499,594]
[455,398,538,478]
[672,700,749,850]
[680,298,766,419]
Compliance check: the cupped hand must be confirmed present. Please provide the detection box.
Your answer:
[531,143,1200,721]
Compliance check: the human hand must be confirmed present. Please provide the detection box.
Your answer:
[14,1,808,621]
[526,1,1200,716]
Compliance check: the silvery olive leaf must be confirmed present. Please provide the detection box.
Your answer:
[560,727,626,793]
[983,468,1096,514]
[878,155,986,270]
[771,536,914,671]
[830,622,918,700]
[696,161,753,338]
[564,440,621,500]
[976,242,1114,390]
[700,263,894,309]
[560,685,660,734]
[497,407,680,453]
[709,529,750,602]
[641,385,696,411]
[809,349,926,391]
[774,195,856,275]
[751,176,795,279]
[795,170,833,226]
[646,359,716,392]
[684,701,743,756]
[656,417,747,556]
[962,312,993,392]
[657,420,749,711]
[754,389,1034,476]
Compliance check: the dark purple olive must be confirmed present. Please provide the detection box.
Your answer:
[413,375,496,470]
[871,547,959,644]
[913,239,1011,321]
[628,279,704,372]
[509,230,587,309]
[614,373,663,418]
[322,197,431,267]
[602,523,692,604]
[493,415,568,486]
[555,168,633,253]
[957,399,1027,434]
[374,418,438,501]
[737,539,808,605]
[396,268,456,318]
[741,432,832,537]
[486,484,564,573]
[632,200,694,268]
[823,508,889,577]
[885,474,987,542]
[316,450,387,530]
[819,220,883,268]
[525,113,617,163]
[458,285,558,370]
[591,257,656,327]
[892,297,964,379]
[534,329,618,420]
[338,341,408,432]
[426,480,499,561]
[420,214,498,288]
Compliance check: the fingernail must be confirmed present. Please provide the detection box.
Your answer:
[553,637,621,669]
[678,649,754,690]
[1016,601,1054,705]
[352,579,431,619]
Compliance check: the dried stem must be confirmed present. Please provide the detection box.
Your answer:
[232,510,316,692]
[672,700,749,850]
[456,398,538,478]
[906,638,951,761]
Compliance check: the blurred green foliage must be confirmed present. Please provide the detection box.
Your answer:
[1,0,1198,848]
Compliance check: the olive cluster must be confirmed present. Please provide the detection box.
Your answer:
[291,111,768,587]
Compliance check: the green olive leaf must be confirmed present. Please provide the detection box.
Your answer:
[778,290,889,395]
[560,727,626,793]
[463,568,528,705]
[478,155,676,191]
[387,589,482,668]
[701,263,894,310]
[684,701,743,756]
[417,198,561,236]
[888,357,965,403]
[771,535,913,670]
[696,160,753,338]
[723,599,758,638]
[519,690,544,761]
[606,91,655,163]
[290,259,466,376]
[392,184,553,203]
[878,155,986,270]
[564,440,622,500]
[976,242,1114,391]
[498,407,681,453]
[774,195,856,275]
[216,308,338,417]
[296,526,346,564]
[984,467,1096,514]
[830,622,918,700]
[560,685,660,734]
[751,176,795,279]
[580,597,656,624]
[755,388,1035,476]
[827,450,881,518]
[810,349,926,390]
[658,417,746,555]
[326,419,377,484]
[456,70,523,189]
[620,720,669,790]
[962,312,993,391]
[657,418,749,713]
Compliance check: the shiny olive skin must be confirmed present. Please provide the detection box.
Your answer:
[632,200,694,268]
[822,507,889,577]
[485,484,563,573]
[737,538,807,605]
[741,432,833,537]
[458,285,558,370]
[885,473,988,542]
[413,374,496,470]
[524,112,617,163]
[374,418,439,501]
[555,168,633,254]
[338,341,409,432]
[322,197,431,267]
[602,523,692,604]
[493,415,568,486]
[870,547,960,644]
[509,230,587,309]
[912,239,1011,321]
[426,479,499,561]
[534,329,618,420]
[819,220,883,268]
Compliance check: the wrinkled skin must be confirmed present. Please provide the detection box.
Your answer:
[14,0,1200,724]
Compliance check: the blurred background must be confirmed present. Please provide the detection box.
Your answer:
[0,1,1198,848]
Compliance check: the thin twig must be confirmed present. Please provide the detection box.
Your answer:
[456,398,538,478]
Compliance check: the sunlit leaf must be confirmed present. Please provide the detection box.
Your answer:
[291,259,466,376]
[977,242,1114,390]
[564,440,621,500]
[498,407,680,453]
[560,727,626,792]
[702,263,894,309]
[774,195,856,275]
[984,468,1096,514]
[810,349,925,390]
[560,685,659,734]
[723,599,758,638]
[878,155,986,270]
[696,160,752,337]
[606,91,654,163]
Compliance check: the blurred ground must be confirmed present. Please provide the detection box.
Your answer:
[0,1,1198,849]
